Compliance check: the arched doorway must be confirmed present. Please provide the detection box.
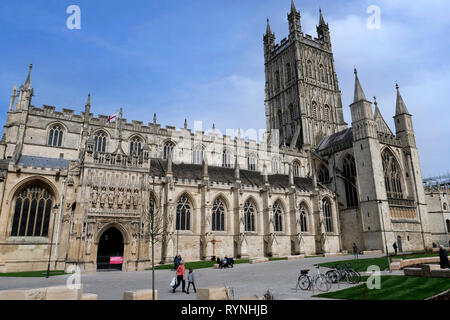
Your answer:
[97,227,124,271]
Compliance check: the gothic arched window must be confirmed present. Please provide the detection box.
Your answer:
[273,202,283,232]
[272,157,279,174]
[94,131,107,153]
[222,150,231,168]
[176,196,191,231]
[293,161,301,177]
[306,60,312,78]
[319,64,325,83]
[11,183,53,237]
[275,71,280,90]
[193,145,204,165]
[212,198,225,231]
[318,165,329,183]
[446,219,450,233]
[289,104,295,135]
[163,141,175,160]
[286,63,291,82]
[382,149,404,199]
[244,200,256,232]
[299,204,308,232]
[278,110,283,131]
[129,136,143,156]
[343,154,358,208]
[322,199,333,233]
[248,154,257,171]
[444,203,448,211]
[48,124,63,147]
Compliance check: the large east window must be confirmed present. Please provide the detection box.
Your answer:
[382,149,404,199]
[11,184,53,237]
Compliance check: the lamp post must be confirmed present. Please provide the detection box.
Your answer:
[176,229,179,257]
[46,204,60,278]
[378,200,392,273]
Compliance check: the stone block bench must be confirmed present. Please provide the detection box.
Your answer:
[390,257,439,270]
[196,287,230,300]
[404,267,425,277]
[287,255,305,260]
[250,258,269,264]
[0,285,97,300]
[361,250,382,255]
[322,253,342,257]
[430,269,450,278]
[123,289,158,300]
[404,264,450,278]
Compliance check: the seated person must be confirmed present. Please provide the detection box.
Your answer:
[216,257,222,268]
[228,257,234,268]
[222,256,229,268]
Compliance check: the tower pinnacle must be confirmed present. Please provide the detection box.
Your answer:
[319,8,326,25]
[266,18,272,35]
[353,68,367,103]
[291,0,297,13]
[395,83,410,115]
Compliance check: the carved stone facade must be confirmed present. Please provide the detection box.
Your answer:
[0,2,446,273]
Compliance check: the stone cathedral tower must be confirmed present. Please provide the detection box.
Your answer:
[264,1,347,151]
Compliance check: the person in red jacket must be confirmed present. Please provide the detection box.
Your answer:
[172,261,186,293]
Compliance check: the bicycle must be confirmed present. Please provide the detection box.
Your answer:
[325,263,361,284]
[296,264,331,292]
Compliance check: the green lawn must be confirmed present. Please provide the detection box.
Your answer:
[315,276,450,300]
[147,259,250,270]
[0,270,67,277]
[319,252,438,272]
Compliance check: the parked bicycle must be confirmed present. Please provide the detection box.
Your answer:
[325,263,361,284]
[296,264,331,292]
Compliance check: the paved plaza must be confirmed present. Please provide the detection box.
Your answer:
[0,254,391,300]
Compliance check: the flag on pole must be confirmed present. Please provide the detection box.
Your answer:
[107,111,119,124]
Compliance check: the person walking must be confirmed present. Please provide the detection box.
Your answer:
[186,268,196,294]
[393,242,398,255]
[172,261,186,293]
[439,245,449,269]
[353,243,359,259]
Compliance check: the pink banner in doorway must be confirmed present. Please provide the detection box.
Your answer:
[110,256,123,264]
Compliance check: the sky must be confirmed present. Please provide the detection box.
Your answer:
[0,0,449,178]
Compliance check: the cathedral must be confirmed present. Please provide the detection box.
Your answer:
[0,2,448,273]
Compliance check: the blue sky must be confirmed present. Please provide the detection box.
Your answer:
[0,0,449,178]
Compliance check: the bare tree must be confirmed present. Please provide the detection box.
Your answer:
[142,176,165,300]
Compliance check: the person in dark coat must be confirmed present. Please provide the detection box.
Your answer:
[439,245,449,269]
[216,257,222,268]
[353,243,359,259]
[393,242,398,255]
[173,255,181,270]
